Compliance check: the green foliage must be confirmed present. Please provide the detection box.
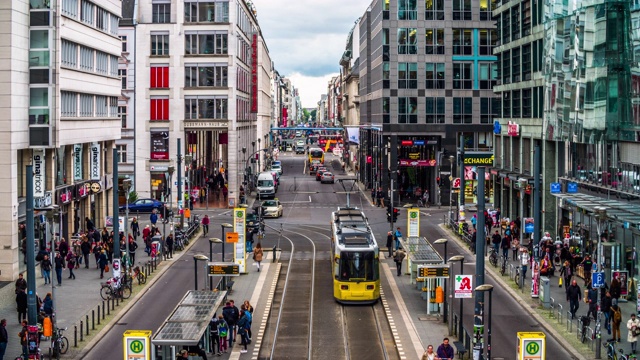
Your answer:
[128,190,138,203]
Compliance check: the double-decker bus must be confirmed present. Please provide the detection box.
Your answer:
[330,207,380,304]
[308,147,324,165]
[319,134,343,152]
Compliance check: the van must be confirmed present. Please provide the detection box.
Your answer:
[256,172,276,199]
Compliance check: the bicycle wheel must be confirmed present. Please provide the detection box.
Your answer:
[138,272,147,285]
[121,285,132,299]
[515,273,520,288]
[59,336,69,354]
[100,285,112,300]
[490,255,498,267]
[581,328,587,343]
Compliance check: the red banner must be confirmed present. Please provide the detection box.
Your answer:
[398,159,437,167]
[251,34,258,113]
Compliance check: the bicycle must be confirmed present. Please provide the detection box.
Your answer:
[514,265,521,288]
[579,315,591,343]
[618,348,638,360]
[500,254,508,276]
[131,265,146,285]
[604,338,618,360]
[100,276,131,300]
[51,327,69,359]
[489,247,498,267]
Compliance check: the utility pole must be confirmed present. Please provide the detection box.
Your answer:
[474,166,486,358]
[177,139,184,228]
[26,165,37,325]
[458,134,465,220]
[113,148,120,260]
[533,145,542,262]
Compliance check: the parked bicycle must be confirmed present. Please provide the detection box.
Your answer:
[489,247,498,267]
[100,276,131,300]
[500,255,508,276]
[131,265,146,285]
[579,315,591,343]
[618,348,638,360]
[604,337,618,360]
[514,266,522,289]
[51,326,69,359]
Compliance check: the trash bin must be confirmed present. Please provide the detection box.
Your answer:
[539,276,550,308]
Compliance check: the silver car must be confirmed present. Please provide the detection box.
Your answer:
[320,172,335,184]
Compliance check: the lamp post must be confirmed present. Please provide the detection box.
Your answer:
[594,206,607,360]
[210,238,222,290]
[257,139,262,172]
[446,155,455,221]
[122,179,132,269]
[475,284,494,360]
[185,154,193,211]
[193,254,209,291]
[449,255,465,337]
[165,166,175,260]
[517,178,528,248]
[434,238,449,323]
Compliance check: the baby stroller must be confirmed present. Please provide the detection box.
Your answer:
[24,325,42,359]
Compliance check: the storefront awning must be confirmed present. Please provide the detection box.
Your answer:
[552,192,640,228]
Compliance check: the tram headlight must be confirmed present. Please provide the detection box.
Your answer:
[366,285,374,290]
[340,285,349,290]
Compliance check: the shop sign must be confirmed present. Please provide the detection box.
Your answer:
[32,149,45,198]
[90,142,100,180]
[613,271,628,297]
[73,144,83,181]
[251,33,258,113]
[408,153,420,160]
[150,165,168,172]
[34,191,52,209]
[89,181,102,194]
[401,140,413,146]
[524,218,534,233]
[398,159,437,167]
[463,152,494,166]
[76,182,89,199]
[413,140,425,146]
[507,121,519,136]
[366,156,372,164]
[493,121,501,134]
[150,131,169,160]
[58,187,72,204]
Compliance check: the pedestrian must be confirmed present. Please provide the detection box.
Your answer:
[393,248,406,277]
[199,187,206,204]
[217,314,229,354]
[610,276,622,301]
[165,233,174,259]
[602,291,613,334]
[42,254,52,284]
[560,261,572,292]
[14,273,27,294]
[177,349,189,359]
[386,231,393,258]
[18,320,28,358]
[0,319,7,360]
[491,230,501,255]
[519,247,530,279]
[93,242,103,268]
[237,310,250,354]
[98,250,109,279]
[436,337,455,360]
[628,313,640,354]
[54,252,64,286]
[511,236,520,261]
[202,214,210,236]
[500,234,510,260]
[65,252,76,279]
[243,300,254,340]
[611,299,622,342]
[580,255,593,287]
[85,217,95,232]
[421,344,436,360]
[566,279,582,319]
[394,227,402,250]
[131,217,140,241]
[150,210,158,227]
[209,314,221,356]
[16,288,27,324]
[471,214,477,230]
[128,238,138,265]
[42,292,53,316]
[80,238,91,269]
[253,242,263,272]
[222,301,238,344]
[587,286,598,320]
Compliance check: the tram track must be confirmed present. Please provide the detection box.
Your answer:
[341,302,399,360]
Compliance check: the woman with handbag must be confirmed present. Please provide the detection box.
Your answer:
[627,313,640,354]
[253,243,263,272]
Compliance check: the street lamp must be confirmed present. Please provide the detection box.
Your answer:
[434,238,449,323]
[165,166,175,261]
[221,223,233,262]
[193,254,209,291]
[257,139,262,172]
[594,206,607,360]
[123,179,132,268]
[209,238,222,290]
[444,155,455,220]
[475,284,494,360]
[449,255,465,337]
[517,178,528,247]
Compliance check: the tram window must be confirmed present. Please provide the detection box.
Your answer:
[339,252,377,281]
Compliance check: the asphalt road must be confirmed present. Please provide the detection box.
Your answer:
[84,151,573,359]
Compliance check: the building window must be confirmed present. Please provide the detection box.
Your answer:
[119,69,127,89]
[522,89,532,118]
[452,29,472,55]
[383,0,389,19]
[152,3,171,24]
[96,51,108,74]
[453,0,471,20]
[184,1,229,23]
[79,94,93,117]
[96,7,108,31]
[426,97,445,124]
[151,34,169,56]
[109,96,118,117]
[120,36,127,53]
[426,63,445,89]
[110,55,118,77]
[480,0,494,21]
[398,0,417,20]
[425,29,444,55]
[398,97,418,124]
[383,97,390,124]
[118,105,127,128]
[512,89,521,118]
[185,65,228,88]
[479,29,496,56]
[480,97,499,123]
[61,91,77,117]
[382,62,390,89]
[398,28,417,55]
[502,49,511,84]
[425,0,444,20]
[62,0,78,18]
[150,66,169,88]
[453,63,472,90]
[116,145,127,163]
[503,91,511,117]
[96,95,107,117]
[522,44,532,81]
[453,97,472,124]
[79,46,94,71]
[512,47,521,82]
[184,97,228,120]
[398,63,418,89]
[61,40,78,68]
[150,98,169,121]
[80,0,94,25]
[185,32,228,55]
[479,63,497,90]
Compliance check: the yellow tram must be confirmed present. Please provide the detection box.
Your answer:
[330,208,380,304]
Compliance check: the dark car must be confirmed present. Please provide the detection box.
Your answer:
[246,212,263,233]
[316,168,328,181]
[119,198,165,213]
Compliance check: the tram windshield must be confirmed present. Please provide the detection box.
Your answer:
[338,251,379,281]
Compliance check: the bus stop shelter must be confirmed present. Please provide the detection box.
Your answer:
[152,290,227,359]
[399,236,445,314]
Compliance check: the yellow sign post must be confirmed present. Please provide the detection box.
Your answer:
[516,332,545,360]
[123,330,151,360]
[233,208,247,273]
[407,208,420,237]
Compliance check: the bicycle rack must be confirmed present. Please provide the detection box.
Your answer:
[557,304,563,324]
[577,318,583,340]
[567,311,573,333]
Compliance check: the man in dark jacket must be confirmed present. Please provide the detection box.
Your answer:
[85,217,95,231]
[602,291,613,334]
[166,234,174,259]
[500,235,511,259]
[491,231,501,254]
[0,318,8,359]
[566,279,582,319]
[16,289,27,323]
[81,238,92,269]
[222,301,238,344]
[386,231,393,258]
[586,286,598,319]
[128,238,138,265]
[436,337,455,360]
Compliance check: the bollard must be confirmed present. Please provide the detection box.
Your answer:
[116,296,119,307]
[272,246,277,263]
[92,309,95,330]
[74,325,78,347]
[80,321,84,342]
[97,305,101,325]
[86,315,89,335]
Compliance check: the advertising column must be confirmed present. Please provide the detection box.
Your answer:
[233,208,247,273]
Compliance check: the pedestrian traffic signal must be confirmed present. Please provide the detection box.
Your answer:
[392,208,399,222]
[436,177,441,186]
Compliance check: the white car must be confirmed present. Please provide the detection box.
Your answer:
[271,163,283,175]
[261,199,283,218]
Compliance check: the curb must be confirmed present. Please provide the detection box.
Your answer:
[76,227,203,359]
[438,223,587,360]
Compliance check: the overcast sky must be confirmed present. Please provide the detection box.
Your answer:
[254,0,371,108]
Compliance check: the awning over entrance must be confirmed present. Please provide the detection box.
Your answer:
[552,192,640,228]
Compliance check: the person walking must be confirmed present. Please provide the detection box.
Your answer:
[393,248,406,277]
[566,279,582,319]
[237,310,250,354]
[202,214,210,236]
[610,276,622,302]
[436,337,455,360]
[98,250,109,279]
[628,313,640,354]
[511,236,520,261]
[611,299,623,342]
[165,233,174,259]
[394,227,403,250]
[421,345,436,360]
[18,320,28,359]
[16,288,27,324]
[222,302,238,345]
[128,238,138,265]
[586,286,598,320]
[66,252,76,279]
[209,314,221,356]
[242,300,254,341]
[500,234,510,260]
[149,210,158,228]
[602,291,613,334]
[560,261,572,293]
[217,314,229,354]
[253,243,264,272]
[131,217,140,241]
[0,319,7,360]
[81,238,91,269]
[54,252,64,286]
[580,255,594,287]
[85,217,95,232]
[519,247,530,280]
[491,230,501,255]
[93,242,103,269]
[14,273,27,294]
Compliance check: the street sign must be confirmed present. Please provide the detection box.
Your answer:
[592,272,605,288]
[417,265,449,279]
[123,330,151,360]
[454,275,473,298]
[517,332,546,360]
[452,177,461,189]
[226,232,239,243]
[208,262,240,276]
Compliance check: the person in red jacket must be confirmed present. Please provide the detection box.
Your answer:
[202,215,210,236]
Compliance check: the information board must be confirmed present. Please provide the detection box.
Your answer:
[417,265,449,279]
[233,208,247,273]
[407,208,420,237]
[208,262,240,276]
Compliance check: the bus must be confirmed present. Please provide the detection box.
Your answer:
[308,147,324,165]
[330,207,380,304]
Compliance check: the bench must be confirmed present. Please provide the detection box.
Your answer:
[453,341,467,359]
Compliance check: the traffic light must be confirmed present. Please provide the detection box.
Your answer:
[436,177,441,186]
[392,207,399,222]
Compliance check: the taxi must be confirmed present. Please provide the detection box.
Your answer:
[261,198,283,218]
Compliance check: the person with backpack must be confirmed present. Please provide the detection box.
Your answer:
[209,314,221,356]
[237,310,250,353]
[217,314,229,353]
[222,301,238,344]
[611,299,623,342]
